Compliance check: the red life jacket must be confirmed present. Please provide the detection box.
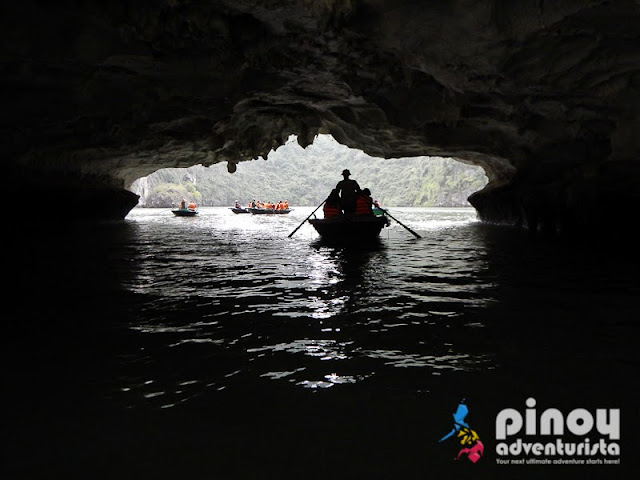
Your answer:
[323,203,340,217]
[355,195,372,215]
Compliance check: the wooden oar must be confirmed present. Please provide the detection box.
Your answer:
[288,199,326,238]
[376,206,422,238]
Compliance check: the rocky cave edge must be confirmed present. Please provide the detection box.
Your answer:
[3,1,639,234]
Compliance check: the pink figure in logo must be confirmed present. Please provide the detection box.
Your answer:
[455,440,484,464]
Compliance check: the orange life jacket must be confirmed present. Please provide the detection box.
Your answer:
[355,195,372,215]
[188,202,196,210]
[323,203,340,218]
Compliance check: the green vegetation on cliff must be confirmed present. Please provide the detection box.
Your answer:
[132,135,487,207]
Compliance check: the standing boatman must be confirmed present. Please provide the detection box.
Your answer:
[335,169,361,214]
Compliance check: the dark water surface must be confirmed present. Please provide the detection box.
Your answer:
[6,207,639,478]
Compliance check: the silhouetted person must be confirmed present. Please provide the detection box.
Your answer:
[179,199,186,209]
[323,189,341,218]
[355,188,374,215]
[335,169,360,214]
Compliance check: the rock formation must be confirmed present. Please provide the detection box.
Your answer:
[2,1,638,233]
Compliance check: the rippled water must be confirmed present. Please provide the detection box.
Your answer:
[7,207,638,478]
[118,208,493,402]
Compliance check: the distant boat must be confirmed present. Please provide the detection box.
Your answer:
[230,207,250,214]
[171,208,198,217]
[249,207,292,215]
[308,215,390,241]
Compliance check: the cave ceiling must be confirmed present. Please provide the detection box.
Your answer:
[2,0,639,229]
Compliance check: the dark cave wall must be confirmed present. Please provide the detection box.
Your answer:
[1,1,638,231]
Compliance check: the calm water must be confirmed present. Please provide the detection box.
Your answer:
[6,207,638,478]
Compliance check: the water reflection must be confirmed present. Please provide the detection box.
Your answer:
[304,242,389,319]
[90,208,499,407]
[19,206,630,408]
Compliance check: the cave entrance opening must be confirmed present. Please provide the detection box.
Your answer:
[129,134,487,210]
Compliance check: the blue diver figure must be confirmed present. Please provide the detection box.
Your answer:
[439,398,470,442]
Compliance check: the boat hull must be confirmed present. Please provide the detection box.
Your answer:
[172,209,198,217]
[230,207,250,214]
[308,215,389,241]
[249,208,291,215]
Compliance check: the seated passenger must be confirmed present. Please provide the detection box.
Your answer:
[323,189,342,218]
[355,188,374,215]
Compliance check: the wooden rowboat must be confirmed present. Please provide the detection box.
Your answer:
[308,215,390,241]
[249,207,292,215]
[171,208,198,217]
